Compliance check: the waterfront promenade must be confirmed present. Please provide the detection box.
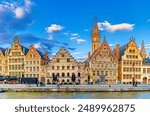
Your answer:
[0,84,150,92]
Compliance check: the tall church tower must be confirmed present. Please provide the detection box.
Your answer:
[140,40,146,58]
[92,18,100,53]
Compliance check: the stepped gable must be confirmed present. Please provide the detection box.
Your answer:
[90,38,117,62]
[50,47,78,63]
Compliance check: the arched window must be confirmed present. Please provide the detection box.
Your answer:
[52,73,55,78]
[78,72,81,77]
[57,73,59,77]
[62,73,65,77]
[67,73,70,77]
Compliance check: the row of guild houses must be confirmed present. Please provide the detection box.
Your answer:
[0,19,150,84]
[0,37,49,83]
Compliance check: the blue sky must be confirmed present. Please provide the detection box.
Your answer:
[0,0,150,60]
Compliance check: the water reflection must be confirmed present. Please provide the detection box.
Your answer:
[0,92,150,99]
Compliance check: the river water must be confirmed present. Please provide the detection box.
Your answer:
[0,92,150,99]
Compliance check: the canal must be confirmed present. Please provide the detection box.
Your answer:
[0,92,150,99]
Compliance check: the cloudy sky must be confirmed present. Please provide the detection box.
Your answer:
[0,0,150,60]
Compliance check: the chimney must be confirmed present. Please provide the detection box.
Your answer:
[88,51,91,60]
[115,44,120,60]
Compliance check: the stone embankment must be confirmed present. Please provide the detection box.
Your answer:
[0,84,150,92]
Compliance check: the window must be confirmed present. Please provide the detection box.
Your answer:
[30,54,32,58]
[33,54,36,58]
[57,73,59,77]
[67,58,70,62]
[52,66,54,70]
[33,67,36,71]
[67,73,70,77]
[30,74,32,77]
[62,54,64,57]
[93,71,95,76]
[37,67,39,71]
[30,67,32,72]
[33,61,36,64]
[57,58,59,63]
[62,73,65,77]
[67,66,70,70]
[78,73,81,77]
[147,68,150,74]
[57,66,59,70]
[72,66,75,70]
[30,61,32,65]
[37,61,39,64]
[143,68,146,74]
[97,71,100,76]
[78,66,81,70]
[62,66,65,70]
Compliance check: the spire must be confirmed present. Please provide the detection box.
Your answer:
[104,36,106,41]
[140,40,146,58]
[92,17,100,53]
[14,36,19,44]
[92,17,100,37]
[88,51,91,60]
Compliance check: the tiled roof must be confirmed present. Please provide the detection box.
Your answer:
[21,46,29,55]
[119,43,128,60]
[143,57,150,63]
[0,47,6,55]
[36,49,45,59]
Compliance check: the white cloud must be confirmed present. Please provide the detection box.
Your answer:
[34,43,41,49]
[45,24,64,33]
[15,7,25,18]
[147,19,150,22]
[76,39,86,44]
[84,29,89,32]
[63,32,69,35]
[72,52,82,55]
[70,37,78,40]
[71,33,78,36]
[14,0,32,19]
[109,43,116,47]
[69,34,86,44]
[0,0,33,19]
[145,44,150,49]
[98,21,134,32]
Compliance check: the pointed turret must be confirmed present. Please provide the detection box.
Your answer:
[88,51,91,60]
[140,40,146,58]
[92,17,100,54]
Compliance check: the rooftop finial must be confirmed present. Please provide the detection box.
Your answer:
[14,36,19,44]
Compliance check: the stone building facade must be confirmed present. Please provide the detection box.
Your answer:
[115,39,145,84]
[46,47,85,84]
[84,19,118,84]
[8,37,28,77]
[142,56,150,84]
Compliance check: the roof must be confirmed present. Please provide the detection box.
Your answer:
[119,43,128,60]
[21,46,29,55]
[36,49,45,59]
[0,47,6,55]
[143,57,150,63]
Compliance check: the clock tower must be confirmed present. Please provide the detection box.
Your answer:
[92,18,100,54]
